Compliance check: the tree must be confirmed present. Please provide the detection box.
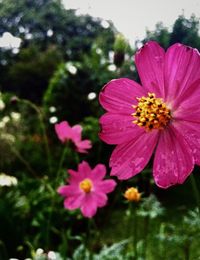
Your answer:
[4,45,63,102]
[0,0,115,58]
[144,22,170,49]
[43,44,117,124]
[0,0,116,102]
[170,15,200,49]
[140,15,200,50]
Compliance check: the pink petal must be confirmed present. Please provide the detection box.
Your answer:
[80,194,98,218]
[93,192,108,207]
[153,126,194,188]
[78,161,91,179]
[68,169,78,176]
[75,148,88,153]
[110,130,159,180]
[99,112,144,145]
[55,121,72,143]
[57,185,80,197]
[71,125,82,142]
[135,41,165,98]
[67,169,81,185]
[173,120,200,165]
[99,78,146,114]
[64,193,84,210]
[95,179,116,193]
[75,139,92,153]
[164,43,200,108]
[90,164,107,181]
[173,79,200,122]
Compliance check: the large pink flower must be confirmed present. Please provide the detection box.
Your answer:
[57,161,116,218]
[55,121,92,153]
[99,41,200,188]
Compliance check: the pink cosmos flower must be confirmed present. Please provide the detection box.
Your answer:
[55,121,92,153]
[99,41,200,188]
[57,161,116,218]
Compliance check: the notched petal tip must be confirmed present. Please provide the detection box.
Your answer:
[80,160,90,168]
[135,40,164,57]
[99,78,119,95]
[110,169,134,180]
[93,163,106,172]
[104,179,117,191]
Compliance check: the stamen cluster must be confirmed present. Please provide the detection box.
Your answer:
[79,178,93,193]
[132,93,171,131]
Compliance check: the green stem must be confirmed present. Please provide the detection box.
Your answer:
[87,218,95,260]
[129,203,137,259]
[61,230,68,258]
[133,205,138,260]
[46,147,69,248]
[7,141,38,178]
[55,146,68,185]
[20,99,52,174]
[74,151,80,165]
[190,173,200,214]
[46,146,69,249]
[25,241,35,259]
[144,216,149,259]
[44,180,56,248]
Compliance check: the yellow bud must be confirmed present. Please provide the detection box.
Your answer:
[124,187,141,202]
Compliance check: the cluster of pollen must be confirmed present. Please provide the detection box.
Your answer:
[132,93,171,131]
[79,178,93,193]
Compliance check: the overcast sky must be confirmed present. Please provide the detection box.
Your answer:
[63,0,200,44]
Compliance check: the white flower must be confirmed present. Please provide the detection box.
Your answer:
[1,133,15,143]
[47,29,53,37]
[10,112,21,122]
[108,51,114,63]
[101,20,110,29]
[2,116,10,124]
[35,248,44,256]
[96,48,102,54]
[0,99,5,111]
[0,121,6,128]
[108,64,117,71]
[47,251,57,260]
[0,174,18,187]
[49,106,56,113]
[87,92,96,100]
[66,63,77,75]
[49,116,58,124]
[0,32,21,49]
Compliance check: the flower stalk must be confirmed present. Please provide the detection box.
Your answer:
[20,99,52,174]
[56,146,69,185]
[190,173,200,215]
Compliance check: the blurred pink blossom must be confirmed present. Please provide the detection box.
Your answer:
[99,41,200,188]
[57,161,116,218]
[55,121,92,153]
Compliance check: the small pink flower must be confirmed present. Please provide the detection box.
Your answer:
[55,121,92,153]
[99,41,200,188]
[57,161,116,218]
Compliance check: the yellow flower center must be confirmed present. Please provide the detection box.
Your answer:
[79,178,93,193]
[124,187,141,202]
[132,93,171,131]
